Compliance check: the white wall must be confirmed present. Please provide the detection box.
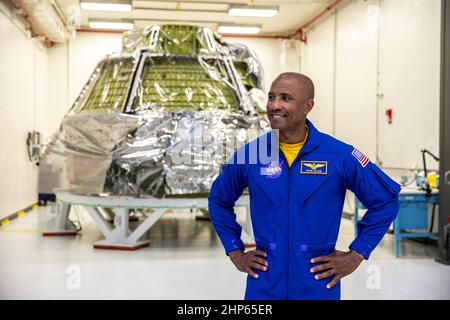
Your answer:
[334,0,379,161]
[302,0,441,171]
[377,0,441,170]
[302,16,336,136]
[0,10,48,219]
[47,42,69,136]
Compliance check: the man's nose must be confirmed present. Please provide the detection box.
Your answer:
[267,98,282,111]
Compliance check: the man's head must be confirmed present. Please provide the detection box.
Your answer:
[267,72,315,132]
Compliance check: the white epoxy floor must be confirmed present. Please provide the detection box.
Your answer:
[0,205,448,300]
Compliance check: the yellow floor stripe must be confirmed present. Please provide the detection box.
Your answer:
[0,204,38,227]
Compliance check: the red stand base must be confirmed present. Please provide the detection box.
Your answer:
[93,242,150,251]
[43,231,78,236]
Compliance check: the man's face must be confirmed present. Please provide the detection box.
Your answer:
[266,77,312,132]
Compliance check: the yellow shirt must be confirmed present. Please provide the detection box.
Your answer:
[279,127,309,168]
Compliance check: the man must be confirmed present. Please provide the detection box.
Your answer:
[208,72,401,300]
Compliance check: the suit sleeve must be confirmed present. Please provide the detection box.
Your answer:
[208,151,248,255]
[343,150,401,259]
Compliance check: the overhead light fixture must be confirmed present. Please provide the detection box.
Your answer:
[133,1,229,11]
[217,25,261,34]
[80,0,132,12]
[228,5,278,17]
[89,20,134,30]
[134,19,216,30]
[12,0,70,43]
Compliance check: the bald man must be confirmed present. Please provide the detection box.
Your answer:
[209,72,400,300]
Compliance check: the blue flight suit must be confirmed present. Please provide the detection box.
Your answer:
[208,119,401,300]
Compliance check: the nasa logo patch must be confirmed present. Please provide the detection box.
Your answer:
[261,160,283,179]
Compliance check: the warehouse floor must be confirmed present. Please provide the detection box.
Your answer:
[0,205,449,300]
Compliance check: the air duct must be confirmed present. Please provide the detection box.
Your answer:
[9,0,70,45]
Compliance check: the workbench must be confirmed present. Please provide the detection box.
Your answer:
[354,188,439,257]
[42,190,253,250]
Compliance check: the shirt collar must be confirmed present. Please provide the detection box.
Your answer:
[267,118,322,155]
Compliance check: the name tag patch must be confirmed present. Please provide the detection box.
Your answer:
[300,161,328,175]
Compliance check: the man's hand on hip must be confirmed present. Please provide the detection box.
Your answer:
[229,249,268,279]
[310,249,364,289]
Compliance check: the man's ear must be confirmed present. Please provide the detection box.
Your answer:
[304,99,314,115]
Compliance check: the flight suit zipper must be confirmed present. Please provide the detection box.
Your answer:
[287,164,291,299]
[286,145,309,299]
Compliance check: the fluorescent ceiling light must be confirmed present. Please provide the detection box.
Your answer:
[81,1,132,12]
[89,20,134,30]
[228,6,278,17]
[133,1,228,11]
[134,20,216,30]
[217,25,261,34]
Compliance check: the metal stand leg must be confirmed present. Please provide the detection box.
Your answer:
[242,206,255,247]
[85,206,165,250]
[394,218,400,258]
[195,208,211,221]
[99,207,115,223]
[42,202,78,236]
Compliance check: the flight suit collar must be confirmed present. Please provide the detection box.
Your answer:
[252,119,323,206]
[267,118,322,157]
[302,119,322,154]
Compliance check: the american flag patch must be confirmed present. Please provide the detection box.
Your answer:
[351,148,369,167]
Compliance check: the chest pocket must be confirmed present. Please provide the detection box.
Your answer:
[296,172,338,206]
[247,164,284,208]
[246,165,285,237]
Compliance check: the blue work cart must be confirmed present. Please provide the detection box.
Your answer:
[354,188,439,257]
